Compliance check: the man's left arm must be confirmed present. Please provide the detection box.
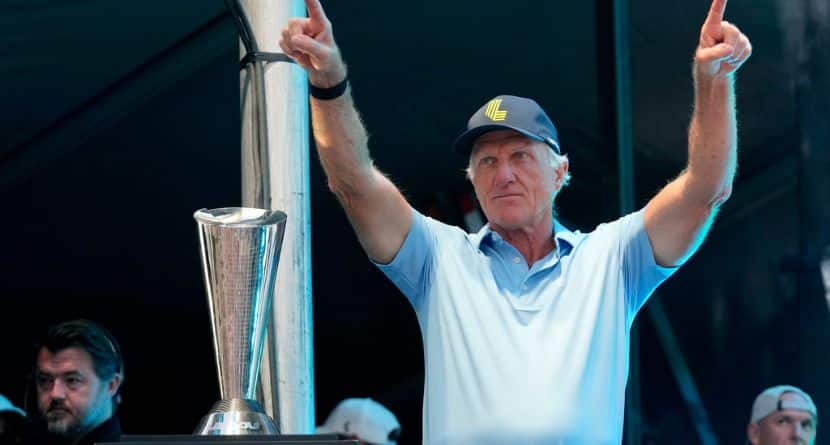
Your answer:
[644,0,752,267]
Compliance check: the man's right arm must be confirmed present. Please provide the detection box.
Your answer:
[279,0,412,264]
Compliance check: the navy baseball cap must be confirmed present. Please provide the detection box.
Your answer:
[453,95,560,156]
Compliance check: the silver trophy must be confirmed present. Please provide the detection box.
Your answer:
[193,207,287,435]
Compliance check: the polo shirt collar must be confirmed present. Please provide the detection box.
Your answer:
[473,219,583,256]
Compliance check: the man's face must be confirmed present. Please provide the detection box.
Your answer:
[35,347,119,438]
[748,393,817,445]
[469,130,565,232]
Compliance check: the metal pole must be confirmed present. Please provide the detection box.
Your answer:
[234,0,314,434]
[612,0,635,217]
[603,0,641,442]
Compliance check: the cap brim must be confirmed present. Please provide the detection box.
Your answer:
[453,124,545,156]
[0,407,25,417]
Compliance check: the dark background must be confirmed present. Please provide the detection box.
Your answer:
[1,1,829,444]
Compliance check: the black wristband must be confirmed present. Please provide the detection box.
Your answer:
[309,77,349,100]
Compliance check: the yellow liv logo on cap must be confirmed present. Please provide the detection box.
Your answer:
[485,99,508,121]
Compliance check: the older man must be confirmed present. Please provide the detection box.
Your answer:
[30,320,124,445]
[279,0,751,443]
[747,385,817,445]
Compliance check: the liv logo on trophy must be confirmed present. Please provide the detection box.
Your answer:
[193,207,287,435]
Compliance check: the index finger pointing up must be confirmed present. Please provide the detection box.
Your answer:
[305,0,327,22]
[704,0,728,27]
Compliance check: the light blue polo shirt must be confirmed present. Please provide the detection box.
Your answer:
[376,207,677,445]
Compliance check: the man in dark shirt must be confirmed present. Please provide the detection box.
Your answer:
[30,319,124,445]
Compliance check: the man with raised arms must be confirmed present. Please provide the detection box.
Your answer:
[279,1,751,443]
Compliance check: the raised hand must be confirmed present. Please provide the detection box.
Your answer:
[278,0,346,87]
[695,0,752,79]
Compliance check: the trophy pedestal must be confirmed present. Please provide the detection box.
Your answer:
[195,399,278,436]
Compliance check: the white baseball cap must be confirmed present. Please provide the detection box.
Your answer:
[317,398,401,445]
[749,385,817,424]
[0,394,25,417]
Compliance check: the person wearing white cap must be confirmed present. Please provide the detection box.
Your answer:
[317,398,401,445]
[747,385,817,445]
[0,394,26,444]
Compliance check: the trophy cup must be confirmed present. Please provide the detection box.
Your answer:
[193,207,287,435]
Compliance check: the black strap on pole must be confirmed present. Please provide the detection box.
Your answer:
[239,52,296,70]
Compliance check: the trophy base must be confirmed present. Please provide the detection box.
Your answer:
[195,398,279,435]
